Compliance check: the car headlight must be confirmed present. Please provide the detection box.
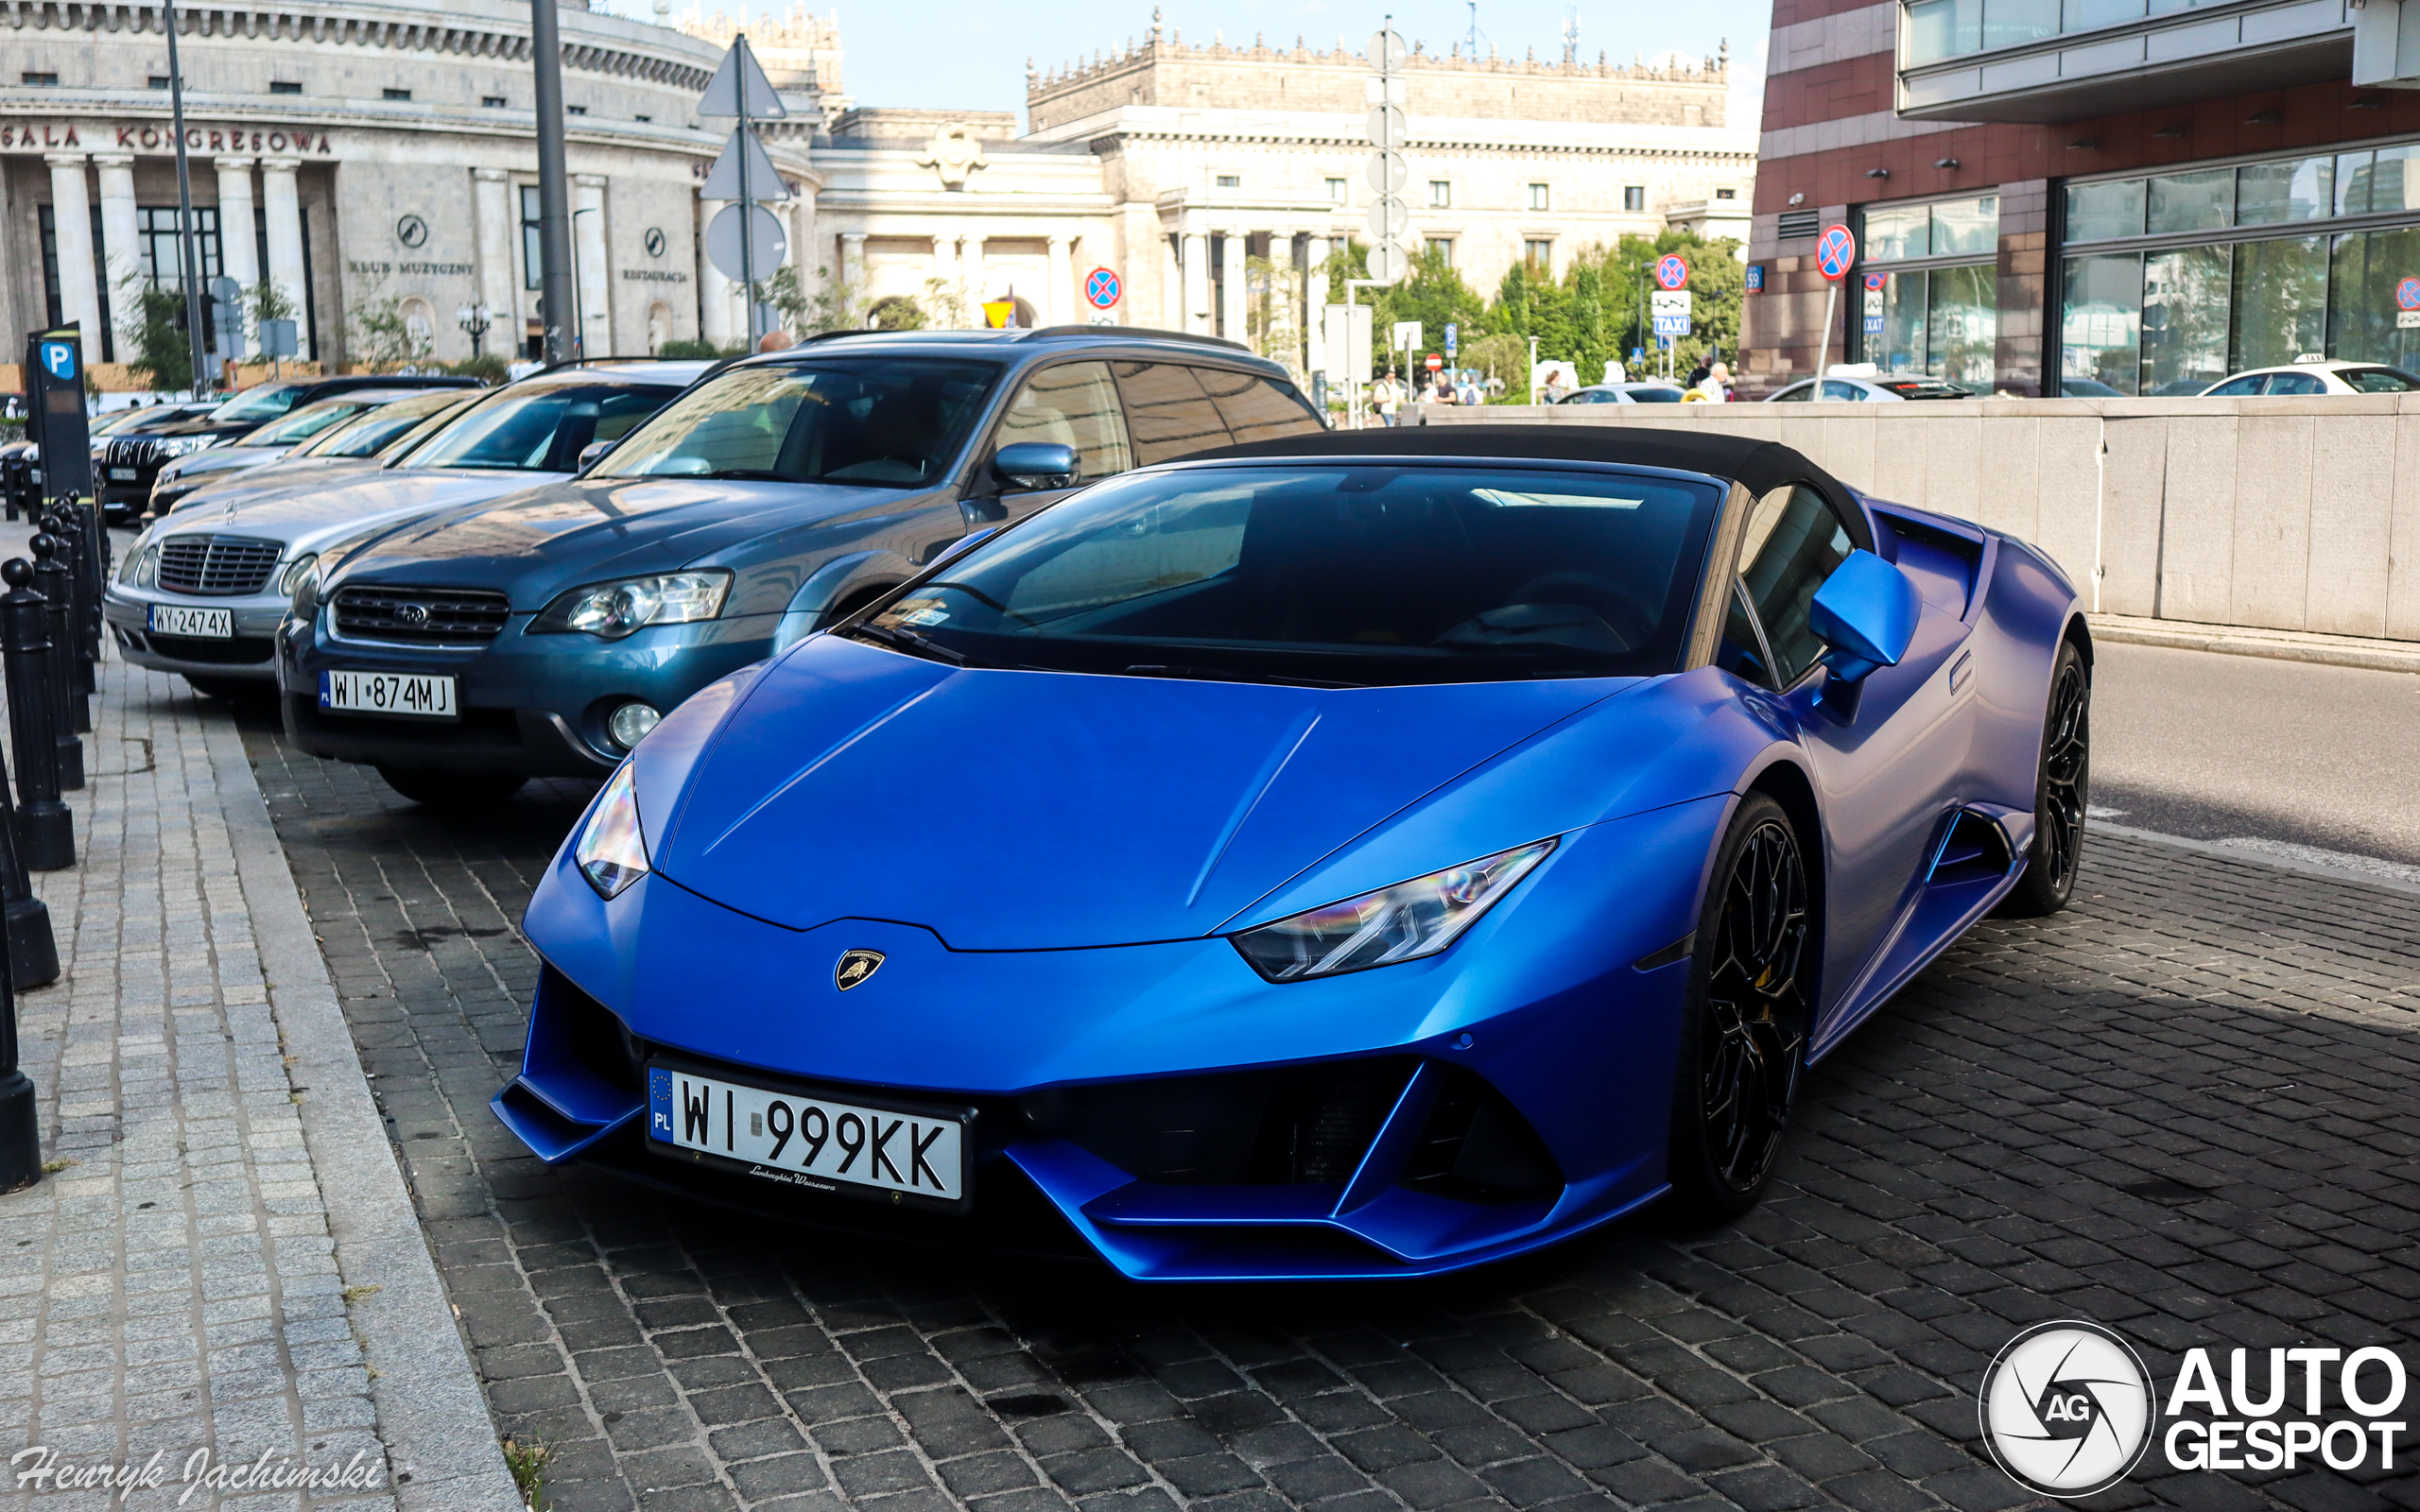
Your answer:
[287,558,323,620]
[155,436,216,459]
[573,763,648,899]
[278,553,320,597]
[1229,838,1557,982]
[118,541,161,589]
[532,571,733,640]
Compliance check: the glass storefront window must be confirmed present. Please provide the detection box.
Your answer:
[1865,203,1930,262]
[2327,226,2420,369]
[2149,170,2233,234]
[2140,246,2232,394]
[1982,0,2058,48]
[2066,179,2146,242]
[2237,157,2334,226]
[2229,236,2328,371]
[2064,254,2143,395]
[2063,0,2145,28]
[1929,265,1998,387]
[2355,146,2420,217]
[1876,272,1928,373]
[1907,0,1983,62]
[1932,196,2000,255]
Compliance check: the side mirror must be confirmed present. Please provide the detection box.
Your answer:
[575,440,613,473]
[1809,549,1921,684]
[993,441,1079,492]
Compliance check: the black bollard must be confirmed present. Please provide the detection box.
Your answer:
[0,874,31,1193]
[0,732,58,993]
[1,560,72,872]
[26,539,82,799]
[42,510,95,700]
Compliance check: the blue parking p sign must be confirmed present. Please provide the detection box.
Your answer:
[1443,322,1458,356]
[38,341,76,382]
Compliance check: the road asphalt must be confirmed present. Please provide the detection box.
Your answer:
[2091,639,2420,868]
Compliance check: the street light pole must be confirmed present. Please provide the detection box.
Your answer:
[162,0,209,396]
[529,0,579,365]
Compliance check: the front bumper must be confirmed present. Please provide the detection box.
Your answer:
[493,799,1726,1280]
[104,585,285,679]
[280,609,784,778]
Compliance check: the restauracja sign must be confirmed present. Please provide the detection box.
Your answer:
[1,121,336,154]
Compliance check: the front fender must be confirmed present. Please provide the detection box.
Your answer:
[769,549,912,653]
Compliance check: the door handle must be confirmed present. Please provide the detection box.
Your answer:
[1947,650,1974,694]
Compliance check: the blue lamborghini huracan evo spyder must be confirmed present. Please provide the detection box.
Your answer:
[493,425,2090,1281]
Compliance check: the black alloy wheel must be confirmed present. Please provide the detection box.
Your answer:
[1998,640,2090,918]
[1668,792,1812,1222]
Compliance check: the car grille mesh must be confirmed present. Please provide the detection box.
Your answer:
[332,584,511,644]
[105,438,161,470]
[156,535,284,596]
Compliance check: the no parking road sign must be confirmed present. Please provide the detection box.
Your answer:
[2399,276,2420,329]
[1816,224,1857,282]
[1085,267,1122,310]
[1654,254,1689,290]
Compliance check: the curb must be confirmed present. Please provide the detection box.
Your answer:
[2087,616,2420,676]
[2095,820,2420,901]
[202,700,527,1512]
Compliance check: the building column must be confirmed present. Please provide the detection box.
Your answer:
[839,232,867,321]
[1305,237,1328,379]
[1218,231,1244,345]
[472,167,515,346]
[44,153,102,346]
[700,196,738,348]
[962,234,986,320]
[213,157,259,296]
[91,152,141,359]
[258,157,310,359]
[574,173,611,356]
[1045,235,1073,326]
[1161,232,1182,330]
[1181,219,1210,336]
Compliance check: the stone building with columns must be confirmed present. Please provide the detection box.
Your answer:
[2,0,1751,385]
[0,0,830,377]
[805,26,1755,376]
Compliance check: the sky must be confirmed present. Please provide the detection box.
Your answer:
[633,0,1771,131]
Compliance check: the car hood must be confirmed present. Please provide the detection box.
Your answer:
[163,446,285,481]
[156,467,566,551]
[645,635,1639,950]
[326,475,933,607]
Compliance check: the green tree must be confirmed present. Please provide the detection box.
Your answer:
[1316,240,1486,378]
[121,281,195,391]
[755,264,878,336]
[348,280,433,372]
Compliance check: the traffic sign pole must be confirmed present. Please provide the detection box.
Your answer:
[1813,224,1858,385]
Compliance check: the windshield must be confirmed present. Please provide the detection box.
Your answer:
[248,399,373,449]
[401,382,678,472]
[600,357,1003,490]
[297,393,473,459]
[856,463,1722,685]
[2342,367,2420,393]
[208,384,306,423]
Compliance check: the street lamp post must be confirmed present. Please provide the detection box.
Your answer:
[528,0,579,366]
[162,0,210,396]
[457,304,493,358]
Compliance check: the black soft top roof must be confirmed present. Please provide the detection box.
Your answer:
[1186,423,1872,549]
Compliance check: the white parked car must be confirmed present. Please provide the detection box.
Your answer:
[2197,358,2420,396]
[1765,369,1977,402]
[1557,382,1690,404]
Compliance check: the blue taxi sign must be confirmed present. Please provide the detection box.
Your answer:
[1815,225,1857,282]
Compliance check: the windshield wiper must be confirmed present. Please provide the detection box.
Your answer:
[1123,662,1365,689]
[841,621,965,665]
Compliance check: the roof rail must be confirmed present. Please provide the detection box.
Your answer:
[1019,324,1251,353]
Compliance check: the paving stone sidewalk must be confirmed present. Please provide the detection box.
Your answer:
[233,699,2420,1512]
[0,656,523,1511]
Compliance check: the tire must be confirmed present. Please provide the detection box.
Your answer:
[1666,791,1815,1225]
[376,766,528,809]
[1996,640,2090,919]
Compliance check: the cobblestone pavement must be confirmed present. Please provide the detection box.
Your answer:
[234,700,2420,1512]
[0,658,516,1512]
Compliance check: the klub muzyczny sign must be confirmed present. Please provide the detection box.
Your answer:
[2,121,336,154]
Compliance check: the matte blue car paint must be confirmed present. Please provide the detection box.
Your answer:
[496,457,2089,1280]
[1808,549,1923,683]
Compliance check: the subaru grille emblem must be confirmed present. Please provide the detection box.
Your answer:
[835,949,885,991]
[396,603,430,627]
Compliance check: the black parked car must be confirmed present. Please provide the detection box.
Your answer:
[282,327,1326,803]
[98,373,482,524]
